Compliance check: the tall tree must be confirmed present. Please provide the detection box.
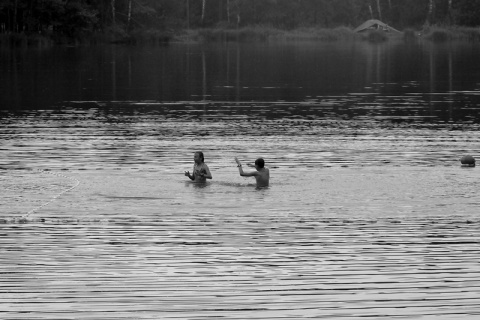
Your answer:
[226,0,230,23]
[111,0,116,29]
[448,0,453,24]
[186,0,190,28]
[127,0,132,31]
[376,0,382,20]
[13,0,18,32]
[426,0,435,25]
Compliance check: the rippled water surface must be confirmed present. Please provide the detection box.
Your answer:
[1,41,480,319]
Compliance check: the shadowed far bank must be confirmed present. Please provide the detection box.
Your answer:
[3,25,480,48]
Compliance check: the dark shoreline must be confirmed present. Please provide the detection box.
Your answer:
[1,25,480,47]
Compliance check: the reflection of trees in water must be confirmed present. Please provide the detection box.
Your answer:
[429,42,436,117]
[2,42,480,125]
[352,40,477,123]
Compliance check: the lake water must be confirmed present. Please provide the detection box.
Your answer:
[1,40,480,319]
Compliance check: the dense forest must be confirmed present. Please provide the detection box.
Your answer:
[1,0,480,42]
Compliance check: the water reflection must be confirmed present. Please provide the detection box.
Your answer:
[2,41,480,319]
[3,40,480,110]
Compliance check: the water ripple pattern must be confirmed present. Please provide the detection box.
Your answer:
[1,99,480,319]
[20,170,80,220]
[1,217,480,319]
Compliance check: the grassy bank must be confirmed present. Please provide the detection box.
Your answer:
[0,28,172,47]
[2,25,480,47]
[422,26,480,42]
[174,25,480,43]
[0,33,54,47]
[173,26,359,43]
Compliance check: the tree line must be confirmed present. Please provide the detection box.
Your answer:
[1,0,479,39]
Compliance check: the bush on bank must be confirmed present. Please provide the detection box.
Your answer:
[2,25,480,47]
[173,26,358,43]
[423,26,480,42]
[0,33,54,47]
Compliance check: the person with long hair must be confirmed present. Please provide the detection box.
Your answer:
[185,151,212,182]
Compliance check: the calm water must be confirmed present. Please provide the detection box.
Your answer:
[1,40,480,319]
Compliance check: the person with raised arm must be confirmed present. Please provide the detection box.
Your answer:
[235,156,269,188]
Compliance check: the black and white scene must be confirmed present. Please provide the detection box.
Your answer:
[1,1,480,319]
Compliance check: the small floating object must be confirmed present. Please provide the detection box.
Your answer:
[460,155,475,167]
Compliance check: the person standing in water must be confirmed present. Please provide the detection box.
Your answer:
[185,151,212,182]
[235,157,269,187]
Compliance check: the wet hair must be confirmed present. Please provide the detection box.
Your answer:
[255,158,265,168]
[196,151,205,162]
